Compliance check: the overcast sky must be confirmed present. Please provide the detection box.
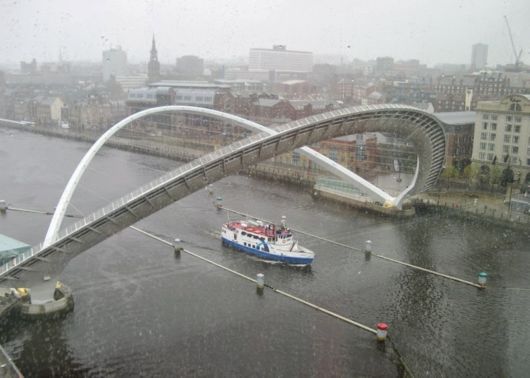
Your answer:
[1,0,529,66]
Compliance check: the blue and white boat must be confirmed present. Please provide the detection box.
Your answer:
[221,217,314,266]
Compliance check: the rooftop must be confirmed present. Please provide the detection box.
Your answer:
[434,111,476,125]
[0,234,30,253]
[149,81,230,89]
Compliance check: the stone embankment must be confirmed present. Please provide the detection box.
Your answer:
[412,191,530,230]
[0,121,205,162]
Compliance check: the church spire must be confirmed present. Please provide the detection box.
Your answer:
[150,34,158,61]
[148,34,160,82]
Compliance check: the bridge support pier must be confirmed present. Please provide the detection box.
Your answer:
[21,281,74,318]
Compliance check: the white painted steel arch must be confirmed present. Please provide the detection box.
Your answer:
[3,105,447,287]
[44,106,271,247]
[44,106,414,247]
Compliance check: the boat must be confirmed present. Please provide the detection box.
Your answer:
[221,216,315,266]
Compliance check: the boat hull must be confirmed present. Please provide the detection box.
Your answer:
[222,237,314,265]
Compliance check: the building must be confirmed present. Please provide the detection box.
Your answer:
[249,45,313,75]
[213,79,266,93]
[31,96,64,125]
[63,97,126,131]
[274,80,314,98]
[434,111,476,167]
[472,94,530,177]
[20,59,37,74]
[471,43,488,71]
[147,36,160,83]
[433,71,530,112]
[115,75,148,91]
[126,81,232,114]
[375,57,394,76]
[102,47,128,82]
[0,234,30,265]
[176,55,204,78]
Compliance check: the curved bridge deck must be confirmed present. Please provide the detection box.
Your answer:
[0,105,445,286]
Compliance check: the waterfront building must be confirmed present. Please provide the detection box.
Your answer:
[472,94,530,177]
[102,47,128,82]
[434,111,476,167]
[31,96,64,125]
[63,97,126,131]
[471,43,488,71]
[0,234,30,266]
[433,71,530,112]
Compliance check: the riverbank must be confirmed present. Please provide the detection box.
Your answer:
[0,120,205,162]
[2,120,526,226]
[412,191,530,231]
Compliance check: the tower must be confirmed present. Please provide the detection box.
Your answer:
[148,35,160,82]
[471,43,488,71]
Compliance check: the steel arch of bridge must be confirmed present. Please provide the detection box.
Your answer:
[1,104,445,286]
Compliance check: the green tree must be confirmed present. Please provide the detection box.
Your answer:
[478,165,490,188]
[490,166,501,185]
[463,164,478,185]
[501,167,514,187]
[441,165,459,179]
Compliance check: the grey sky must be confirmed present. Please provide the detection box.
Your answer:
[1,0,529,66]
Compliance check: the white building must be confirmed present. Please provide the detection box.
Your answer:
[472,94,530,175]
[102,47,128,82]
[115,75,147,91]
[471,43,488,71]
[249,45,313,73]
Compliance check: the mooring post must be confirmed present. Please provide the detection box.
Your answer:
[364,240,372,261]
[478,272,487,289]
[0,200,6,214]
[173,240,183,258]
[256,273,265,295]
[215,196,223,210]
[376,322,388,342]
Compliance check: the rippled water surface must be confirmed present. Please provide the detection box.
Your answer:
[1,129,529,377]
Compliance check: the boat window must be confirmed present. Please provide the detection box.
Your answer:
[242,232,246,236]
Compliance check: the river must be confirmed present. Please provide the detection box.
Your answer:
[0,128,529,377]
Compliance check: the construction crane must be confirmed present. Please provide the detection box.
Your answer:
[504,15,523,70]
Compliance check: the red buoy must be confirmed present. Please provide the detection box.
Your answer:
[376,322,388,341]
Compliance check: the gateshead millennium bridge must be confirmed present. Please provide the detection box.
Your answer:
[0,104,445,288]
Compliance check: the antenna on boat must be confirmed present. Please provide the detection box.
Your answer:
[281,215,286,228]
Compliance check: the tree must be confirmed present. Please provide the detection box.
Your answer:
[463,164,478,186]
[478,165,490,187]
[490,166,502,186]
[500,167,514,187]
[441,165,459,179]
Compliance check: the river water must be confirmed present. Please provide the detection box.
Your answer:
[1,128,529,377]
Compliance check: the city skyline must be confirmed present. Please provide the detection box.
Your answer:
[1,0,529,67]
